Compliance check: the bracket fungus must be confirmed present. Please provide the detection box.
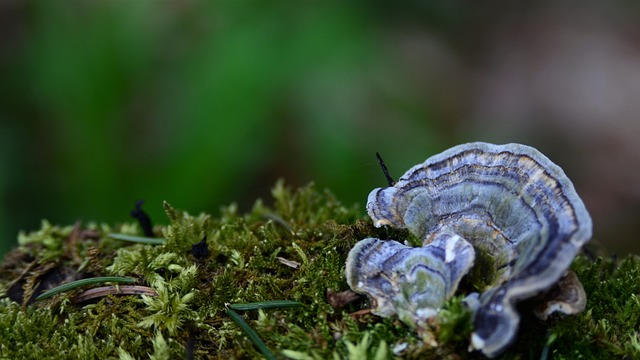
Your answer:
[346,142,592,357]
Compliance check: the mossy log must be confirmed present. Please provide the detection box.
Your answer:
[0,181,638,359]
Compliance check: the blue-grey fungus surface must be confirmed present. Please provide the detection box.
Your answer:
[346,231,475,327]
[346,142,592,358]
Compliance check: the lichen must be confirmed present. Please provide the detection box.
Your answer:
[0,180,638,359]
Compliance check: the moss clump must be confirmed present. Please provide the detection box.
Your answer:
[0,180,639,359]
[540,256,640,358]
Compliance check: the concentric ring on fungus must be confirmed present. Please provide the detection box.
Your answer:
[345,142,592,358]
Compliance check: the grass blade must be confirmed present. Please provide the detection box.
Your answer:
[108,233,166,245]
[228,300,303,311]
[225,309,276,360]
[35,276,136,301]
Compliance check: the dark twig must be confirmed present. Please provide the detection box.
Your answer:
[376,152,396,186]
[130,200,154,237]
[191,235,209,260]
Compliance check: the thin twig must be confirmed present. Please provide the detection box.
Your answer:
[72,285,157,303]
[376,152,396,186]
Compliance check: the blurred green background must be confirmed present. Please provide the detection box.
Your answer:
[1,1,640,256]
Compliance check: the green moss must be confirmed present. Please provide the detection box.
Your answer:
[17,220,74,262]
[542,256,640,359]
[0,180,639,359]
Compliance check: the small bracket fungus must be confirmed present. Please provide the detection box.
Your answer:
[346,231,475,327]
[346,142,592,357]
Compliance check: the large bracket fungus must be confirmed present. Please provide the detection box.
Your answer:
[346,142,592,357]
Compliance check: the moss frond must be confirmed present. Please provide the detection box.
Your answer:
[138,282,197,336]
[17,220,73,262]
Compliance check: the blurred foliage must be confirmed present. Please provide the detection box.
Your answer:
[6,1,639,258]
[0,1,468,255]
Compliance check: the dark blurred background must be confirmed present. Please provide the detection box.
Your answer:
[1,1,639,257]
